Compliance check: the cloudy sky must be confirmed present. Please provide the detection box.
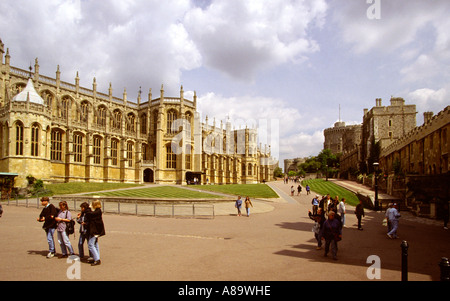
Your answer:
[1,0,449,169]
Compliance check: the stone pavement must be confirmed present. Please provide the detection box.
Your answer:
[1,180,449,282]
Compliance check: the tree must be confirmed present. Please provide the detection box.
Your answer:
[298,156,321,173]
[298,149,341,177]
[273,167,283,178]
[317,149,340,173]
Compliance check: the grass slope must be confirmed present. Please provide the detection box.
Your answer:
[44,182,143,196]
[301,179,359,206]
[87,186,224,199]
[42,182,277,200]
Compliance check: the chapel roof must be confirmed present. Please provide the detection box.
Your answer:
[12,78,45,105]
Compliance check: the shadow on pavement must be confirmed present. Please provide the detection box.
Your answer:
[272,208,450,280]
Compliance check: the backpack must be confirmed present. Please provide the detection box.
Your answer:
[65,211,76,236]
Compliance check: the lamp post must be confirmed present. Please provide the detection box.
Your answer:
[373,162,379,211]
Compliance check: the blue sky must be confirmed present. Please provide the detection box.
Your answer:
[1,0,449,168]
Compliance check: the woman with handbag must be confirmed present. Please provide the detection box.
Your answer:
[54,201,75,258]
[86,200,105,266]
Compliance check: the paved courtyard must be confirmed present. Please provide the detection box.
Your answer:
[0,180,449,282]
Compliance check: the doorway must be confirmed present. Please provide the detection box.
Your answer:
[143,169,154,183]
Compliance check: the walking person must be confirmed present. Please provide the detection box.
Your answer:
[55,201,75,258]
[235,196,243,216]
[297,184,302,196]
[244,196,253,217]
[311,195,319,215]
[309,207,325,250]
[37,197,58,258]
[322,194,332,213]
[320,211,342,260]
[290,185,295,196]
[306,185,310,195]
[355,199,365,230]
[328,196,339,214]
[86,200,105,266]
[338,198,346,227]
[387,203,401,239]
[76,202,92,261]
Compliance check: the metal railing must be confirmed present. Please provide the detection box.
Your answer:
[4,195,215,219]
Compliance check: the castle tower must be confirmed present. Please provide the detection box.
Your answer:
[2,76,51,186]
[361,97,417,173]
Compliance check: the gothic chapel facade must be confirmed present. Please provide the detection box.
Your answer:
[0,40,274,187]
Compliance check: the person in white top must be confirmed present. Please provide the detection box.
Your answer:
[338,198,346,227]
[387,203,401,239]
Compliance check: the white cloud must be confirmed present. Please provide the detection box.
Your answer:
[406,87,449,124]
[333,1,450,85]
[280,131,324,158]
[184,0,327,80]
[332,1,444,54]
[0,0,329,96]
[0,0,200,97]
[197,92,324,162]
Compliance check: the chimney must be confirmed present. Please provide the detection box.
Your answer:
[375,98,382,107]
[423,112,433,124]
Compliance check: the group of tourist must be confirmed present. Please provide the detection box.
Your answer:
[308,194,350,260]
[37,197,105,266]
[307,192,407,260]
[283,176,302,184]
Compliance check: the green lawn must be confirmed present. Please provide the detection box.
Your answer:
[194,184,279,199]
[44,182,143,196]
[42,182,277,200]
[87,186,225,199]
[301,179,359,206]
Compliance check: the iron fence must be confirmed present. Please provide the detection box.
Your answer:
[4,195,215,219]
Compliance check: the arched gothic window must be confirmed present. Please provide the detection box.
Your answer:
[95,106,107,126]
[140,113,147,135]
[51,129,63,161]
[127,141,133,167]
[111,139,119,166]
[126,113,136,133]
[167,110,177,134]
[166,144,176,168]
[31,123,40,157]
[93,136,102,164]
[73,133,83,163]
[15,121,24,155]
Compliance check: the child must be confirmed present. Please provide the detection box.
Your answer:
[244,196,253,217]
